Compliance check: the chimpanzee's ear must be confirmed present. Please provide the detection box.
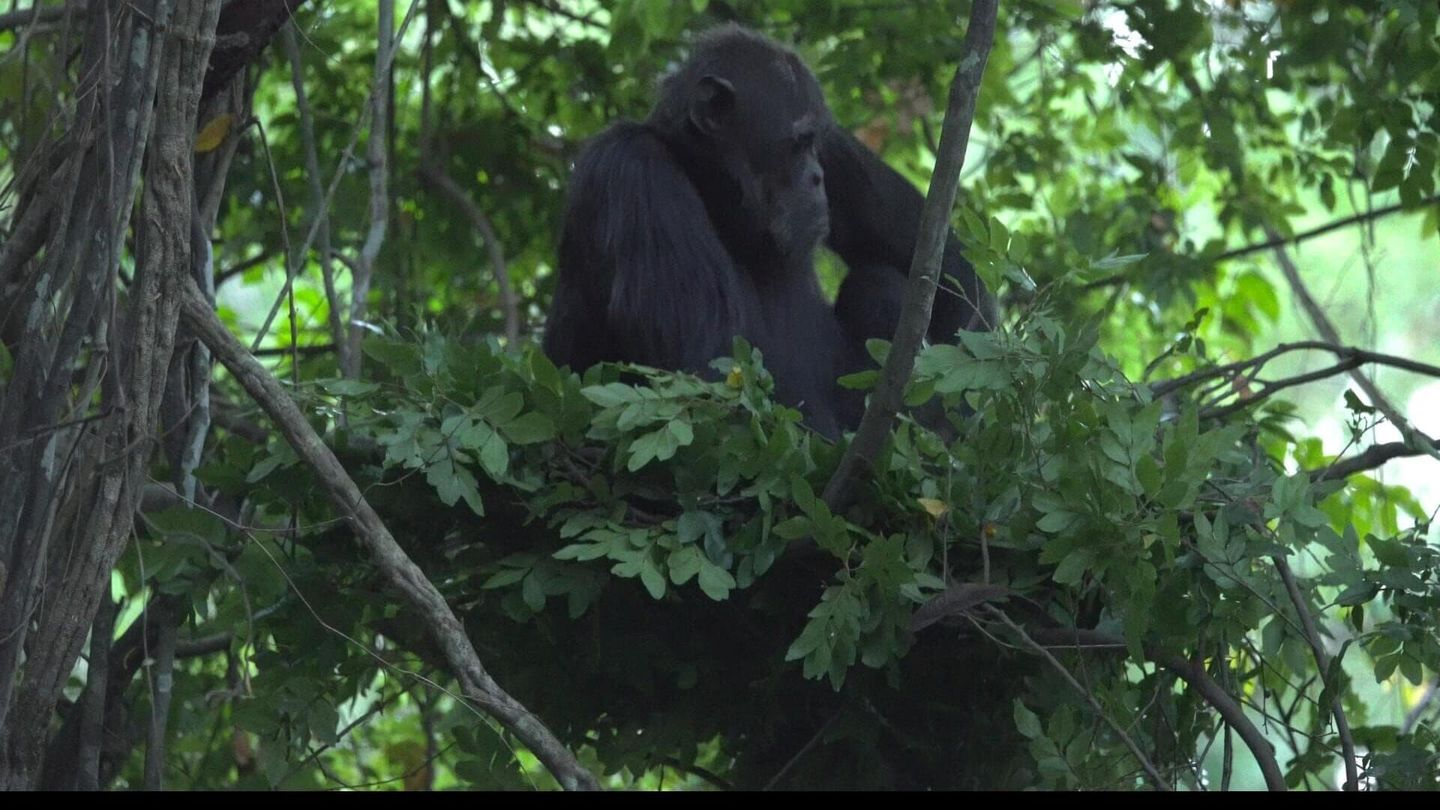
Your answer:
[689,75,735,137]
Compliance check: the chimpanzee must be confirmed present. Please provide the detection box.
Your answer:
[543,25,992,438]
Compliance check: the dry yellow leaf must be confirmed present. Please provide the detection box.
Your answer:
[918,498,948,518]
[195,114,234,153]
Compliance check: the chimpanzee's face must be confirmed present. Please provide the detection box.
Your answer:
[690,52,831,258]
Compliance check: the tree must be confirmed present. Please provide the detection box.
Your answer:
[0,0,1437,791]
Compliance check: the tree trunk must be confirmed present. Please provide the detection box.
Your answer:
[0,0,223,789]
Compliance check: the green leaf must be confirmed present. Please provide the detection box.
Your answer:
[501,411,556,444]
[639,557,667,599]
[1136,454,1162,495]
[426,459,484,516]
[791,477,818,514]
[676,511,710,545]
[668,546,703,585]
[627,430,661,472]
[1374,653,1399,682]
[667,418,694,447]
[1335,583,1378,606]
[838,370,878,390]
[581,383,638,408]
[478,430,509,479]
[773,516,812,540]
[554,541,612,562]
[480,391,525,425]
[1036,510,1079,533]
[522,573,546,612]
[1090,252,1147,270]
[1013,700,1043,739]
[697,559,736,601]
[308,701,339,746]
[482,568,528,589]
[1052,548,1094,585]
[1372,136,1410,192]
[245,448,296,483]
[363,339,421,376]
[1369,537,1410,567]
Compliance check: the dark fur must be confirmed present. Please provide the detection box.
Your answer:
[543,26,993,437]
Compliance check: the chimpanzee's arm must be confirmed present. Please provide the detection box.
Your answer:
[544,122,749,374]
[820,127,993,345]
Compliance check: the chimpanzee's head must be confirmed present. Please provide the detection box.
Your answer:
[650,26,832,262]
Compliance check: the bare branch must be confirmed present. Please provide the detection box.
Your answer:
[174,632,235,659]
[343,1,396,378]
[0,3,83,33]
[1147,340,1440,425]
[1157,653,1287,791]
[0,178,64,289]
[762,711,841,791]
[417,162,521,343]
[824,0,998,510]
[210,397,269,444]
[282,23,348,371]
[1402,679,1439,736]
[253,343,335,357]
[178,280,599,790]
[1154,340,1440,398]
[142,621,177,790]
[214,249,278,287]
[1311,440,1438,482]
[1218,194,1440,264]
[521,0,605,29]
[75,594,115,791]
[1266,229,1440,464]
[202,0,312,102]
[1083,192,1440,290]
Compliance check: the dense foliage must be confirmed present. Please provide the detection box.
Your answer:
[2,0,1439,791]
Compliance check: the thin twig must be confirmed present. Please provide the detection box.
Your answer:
[1153,341,1440,398]
[987,607,1171,791]
[417,162,520,343]
[661,756,734,791]
[282,23,348,373]
[996,622,1288,791]
[1266,230,1440,463]
[1197,355,1440,422]
[1271,554,1358,791]
[1221,196,1440,264]
[248,1,419,356]
[762,710,841,790]
[247,118,297,358]
[1083,192,1440,290]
